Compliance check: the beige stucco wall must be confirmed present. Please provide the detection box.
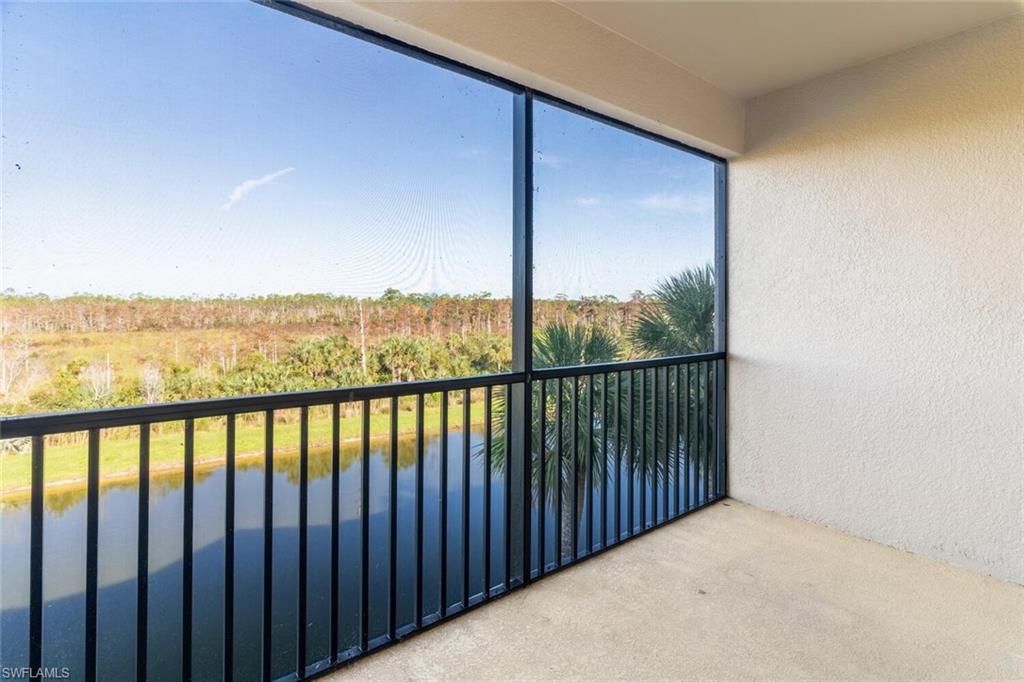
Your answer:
[302,0,744,157]
[728,16,1023,583]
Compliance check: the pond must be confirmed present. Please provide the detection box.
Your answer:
[1,424,700,680]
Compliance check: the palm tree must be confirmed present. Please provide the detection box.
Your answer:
[480,321,622,566]
[630,264,715,356]
[479,300,715,573]
[534,320,620,369]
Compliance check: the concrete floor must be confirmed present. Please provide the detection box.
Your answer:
[330,500,1023,681]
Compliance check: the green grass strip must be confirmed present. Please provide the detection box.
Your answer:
[0,399,490,497]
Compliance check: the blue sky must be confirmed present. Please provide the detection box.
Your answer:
[2,1,715,301]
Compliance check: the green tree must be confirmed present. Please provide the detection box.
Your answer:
[534,321,620,368]
[370,336,442,383]
[380,288,405,304]
[32,359,91,411]
[219,354,301,396]
[630,264,715,356]
[445,332,512,376]
[286,335,363,387]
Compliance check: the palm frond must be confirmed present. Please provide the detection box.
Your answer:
[629,264,715,356]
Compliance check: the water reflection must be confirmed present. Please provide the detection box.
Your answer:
[1,426,708,679]
[1,429,509,681]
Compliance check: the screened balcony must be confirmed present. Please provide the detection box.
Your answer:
[1,1,1021,681]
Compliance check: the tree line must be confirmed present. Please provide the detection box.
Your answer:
[0,266,714,416]
[1,289,643,337]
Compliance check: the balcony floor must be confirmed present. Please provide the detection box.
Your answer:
[331,500,1023,681]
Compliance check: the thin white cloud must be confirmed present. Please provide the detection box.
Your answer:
[631,192,712,214]
[222,167,295,210]
[534,151,568,169]
[574,196,600,206]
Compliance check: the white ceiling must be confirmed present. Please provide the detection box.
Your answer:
[559,1,1021,98]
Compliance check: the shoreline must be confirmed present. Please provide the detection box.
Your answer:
[0,420,486,505]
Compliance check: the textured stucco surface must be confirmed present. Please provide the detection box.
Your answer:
[328,501,1024,680]
[729,16,1023,584]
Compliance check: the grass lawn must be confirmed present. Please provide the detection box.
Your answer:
[0,399,492,498]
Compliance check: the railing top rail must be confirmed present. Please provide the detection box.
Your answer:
[0,371,526,438]
[0,351,726,438]
[530,351,725,380]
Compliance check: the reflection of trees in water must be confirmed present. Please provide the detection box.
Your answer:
[146,466,217,498]
[0,467,223,516]
[272,431,482,486]
[3,431,477,513]
[479,367,713,552]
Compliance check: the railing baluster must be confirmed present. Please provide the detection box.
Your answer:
[223,417,234,682]
[571,376,579,560]
[615,372,623,543]
[696,365,704,506]
[715,360,724,498]
[538,379,547,573]
[586,376,594,554]
[703,363,710,504]
[686,364,694,511]
[664,368,670,519]
[665,368,672,519]
[359,400,370,651]
[675,366,682,516]
[656,370,662,522]
[522,382,532,585]
[680,365,686,512]
[705,362,712,503]
[484,386,493,596]
[627,371,634,536]
[503,385,512,592]
[706,364,714,501]
[462,389,471,607]
[415,395,425,625]
[601,374,608,547]
[389,397,399,639]
[182,421,194,680]
[85,429,99,682]
[439,393,448,614]
[663,368,670,522]
[138,426,150,681]
[654,369,660,523]
[719,360,727,499]
[330,404,340,660]
[29,436,44,673]
[298,407,309,674]
[640,369,647,531]
[695,365,702,505]
[698,364,705,505]
[555,378,563,566]
[262,411,274,681]
[653,368,659,526]
[659,368,665,521]
[716,363,722,498]
[649,368,654,522]
[716,362,722,499]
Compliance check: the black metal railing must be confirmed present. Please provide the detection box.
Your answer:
[1,352,724,681]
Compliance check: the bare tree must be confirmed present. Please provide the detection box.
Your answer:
[82,355,113,402]
[140,362,163,403]
[358,298,368,378]
[0,332,32,398]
